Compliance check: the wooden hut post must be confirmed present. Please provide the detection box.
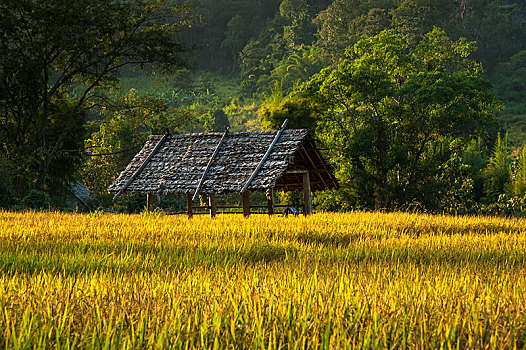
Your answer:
[266,188,274,215]
[242,191,250,218]
[303,172,312,215]
[147,193,154,211]
[186,193,193,218]
[209,194,217,218]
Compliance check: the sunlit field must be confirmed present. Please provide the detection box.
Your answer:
[1,211,526,349]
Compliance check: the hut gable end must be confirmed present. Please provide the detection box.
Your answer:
[107,129,338,196]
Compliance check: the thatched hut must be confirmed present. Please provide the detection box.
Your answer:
[108,121,338,217]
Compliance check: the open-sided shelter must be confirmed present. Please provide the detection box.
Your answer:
[108,121,338,217]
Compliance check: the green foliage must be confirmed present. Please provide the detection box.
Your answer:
[115,194,146,214]
[221,15,249,67]
[212,109,231,132]
[2,0,524,211]
[180,0,524,153]
[223,100,260,131]
[391,0,460,45]
[461,138,487,202]
[437,155,476,215]
[0,184,16,210]
[492,50,526,145]
[512,146,526,197]
[0,0,195,197]
[313,0,394,63]
[295,28,498,210]
[259,97,318,132]
[484,133,512,203]
[268,46,325,95]
[279,0,317,50]
[21,190,51,211]
[158,195,187,213]
[312,190,353,212]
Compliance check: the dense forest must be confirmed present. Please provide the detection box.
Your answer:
[1,0,526,214]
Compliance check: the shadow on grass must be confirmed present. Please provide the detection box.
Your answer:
[0,242,296,276]
[1,233,525,276]
[296,232,363,248]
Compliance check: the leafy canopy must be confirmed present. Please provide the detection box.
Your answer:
[0,0,195,196]
[278,28,499,210]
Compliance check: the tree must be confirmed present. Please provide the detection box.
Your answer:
[461,138,487,202]
[221,15,249,68]
[491,50,526,145]
[363,8,391,38]
[512,145,526,198]
[0,0,195,196]
[294,28,499,210]
[79,90,171,195]
[461,0,526,71]
[391,0,460,44]
[259,96,318,132]
[483,133,511,202]
[279,0,317,50]
[313,0,394,63]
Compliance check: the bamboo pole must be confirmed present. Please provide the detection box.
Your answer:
[266,188,274,216]
[209,194,217,218]
[113,133,169,202]
[193,128,229,201]
[242,191,250,218]
[303,172,312,216]
[186,193,193,218]
[146,193,154,212]
[240,119,288,194]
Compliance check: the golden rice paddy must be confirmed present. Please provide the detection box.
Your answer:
[1,211,525,348]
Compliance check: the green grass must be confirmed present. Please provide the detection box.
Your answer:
[119,71,241,102]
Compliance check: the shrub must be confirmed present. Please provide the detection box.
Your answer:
[0,182,16,209]
[116,193,145,213]
[21,190,51,210]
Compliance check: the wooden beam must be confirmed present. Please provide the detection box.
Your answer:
[303,172,312,216]
[113,133,169,202]
[285,169,309,174]
[216,205,269,209]
[307,143,338,189]
[209,194,217,218]
[266,188,274,216]
[186,193,193,218]
[242,191,250,218]
[146,193,154,211]
[193,128,229,201]
[300,145,329,189]
[240,119,288,193]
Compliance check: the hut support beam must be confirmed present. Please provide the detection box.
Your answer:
[300,146,329,189]
[186,193,193,218]
[267,189,274,216]
[242,191,250,218]
[147,193,154,211]
[209,194,217,218]
[303,172,312,215]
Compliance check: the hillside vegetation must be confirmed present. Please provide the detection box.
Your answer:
[1,211,526,348]
[180,0,526,135]
[1,0,526,214]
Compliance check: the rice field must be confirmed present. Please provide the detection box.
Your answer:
[1,211,526,349]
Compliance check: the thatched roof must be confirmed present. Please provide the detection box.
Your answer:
[108,129,338,196]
